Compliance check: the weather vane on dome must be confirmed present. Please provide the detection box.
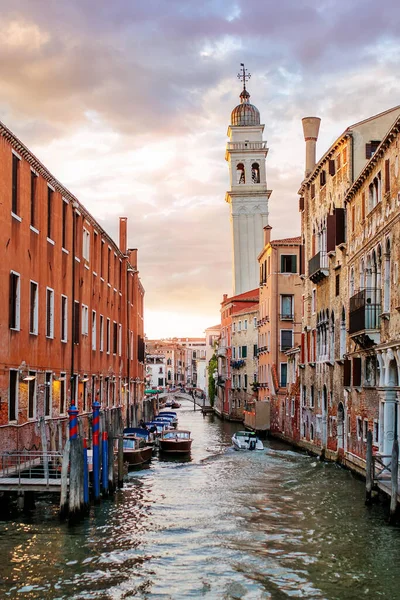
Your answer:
[237,63,251,90]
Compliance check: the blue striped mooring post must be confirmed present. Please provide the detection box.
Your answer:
[92,401,100,503]
[83,437,89,510]
[102,431,109,495]
[68,405,79,439]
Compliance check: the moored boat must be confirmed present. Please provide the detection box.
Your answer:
[232,431,264,451]
[122,436,153,468]
[159,430,192,455]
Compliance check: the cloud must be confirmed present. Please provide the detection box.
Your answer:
[1,0,400,335]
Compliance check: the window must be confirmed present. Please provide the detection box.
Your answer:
[29,281,39,334]
[61,296,68,342]
[310,423,314,441]
[12,153,20,215]
[281,295,294,319]
[311,183,315,199]
[83,228,90,261]
[100,315,104,351]
[232,322,236,333]
[62,200,68,249]
[311,289,316,314]
[253,316,257,328]
[93,231,98,272]
[9,271,20,330]
[119,324,122,356]
[385,159,390,193]
[241,345,247,358]
[363,419,369,442]
[28,371,36,419]
[281,330,293,351]
[73,301,80,343]
[320,170,326,186]
[253,344,258,358]
[251,162,260,183]
[106,318,110,354]
[30,171,38,228]
[365,140,380,159]
[81,304,89,336]
[113,321,118,354]
[373,420,379,444]
[357,416,362,440]
[9,369,18,421]
[238,321,242,332]
[92,311,96,350]
[310,385,315,408]
[108,247,111,283]
[45,372,52,417]
[302,385,307,407]
[280,255,297,273]
[46,288,54,338]
[244,319,248,330]
[352,357,362,387]
[280,363,287,387]
[60,373,66,414]
[236,162,245,184]
[47,187,53,239]
[335,273,340,296]
[291,398,295,417]
[244,374,248,388]
[101,240,105,278]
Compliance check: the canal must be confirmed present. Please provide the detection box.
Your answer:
[1,401,400,599]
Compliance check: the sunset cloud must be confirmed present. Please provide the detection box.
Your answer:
[1,0,400,336]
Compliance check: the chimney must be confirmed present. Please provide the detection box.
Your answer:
[223,294,228,302]
[119,217,127,255]
[263,224,272,246]
[302,117,321,177]
[128,248,138,270]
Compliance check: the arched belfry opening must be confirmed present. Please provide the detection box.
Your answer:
[252,162,260,183]
[236,163,245,184]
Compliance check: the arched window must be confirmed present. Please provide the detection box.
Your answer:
[360,259,365,290]
[310,422,314,441]
[251,162,260,183]
[236,163,245,184]
[330,311,335,362]
[384,239,391,312]
[167,370,171,380]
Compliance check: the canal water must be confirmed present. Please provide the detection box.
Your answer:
[1,402,400,600]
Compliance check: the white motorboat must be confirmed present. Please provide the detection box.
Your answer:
[232,431,264,451]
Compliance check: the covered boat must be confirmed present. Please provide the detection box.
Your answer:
[159,430,192,455]
[232,431,263,451]
[122,436,153,468]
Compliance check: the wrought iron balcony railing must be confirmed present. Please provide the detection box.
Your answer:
[308,251,329,283]
[349,288,381,335]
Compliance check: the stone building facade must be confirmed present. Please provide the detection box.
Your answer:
[298,105,400,466]
[0,120,145,451]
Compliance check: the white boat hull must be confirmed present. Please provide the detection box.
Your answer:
[232,432,264,451]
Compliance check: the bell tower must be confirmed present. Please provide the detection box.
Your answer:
[225,64,271,295]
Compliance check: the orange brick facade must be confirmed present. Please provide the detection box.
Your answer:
[0,122,145,446]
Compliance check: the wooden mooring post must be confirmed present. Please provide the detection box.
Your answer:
[59,439,70,519]
[389,439,399,524]
[117,407,124,489]
[365,430,373,505]
[68,405,84,524]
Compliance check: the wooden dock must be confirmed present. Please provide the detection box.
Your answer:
[0,478,62,492]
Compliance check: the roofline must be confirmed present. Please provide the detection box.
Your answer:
[0,120,126,261]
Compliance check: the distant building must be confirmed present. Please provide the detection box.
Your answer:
[205,324,220,399]
[216,289,259,420]
[0,120,145,451]
[257,227,302,438]
[231,305,259,419]
[146,354,166,389]
[145,339,187,388]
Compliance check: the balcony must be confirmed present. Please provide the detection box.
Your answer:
[217,346,227,358]
[231,359,246,369]
[308,251,329,283]
[226,141,268,151]
[349,288,381,347]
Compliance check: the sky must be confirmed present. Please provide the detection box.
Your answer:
[1,0,400,338]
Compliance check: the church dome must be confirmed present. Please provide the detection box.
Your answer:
[231,88,260,127]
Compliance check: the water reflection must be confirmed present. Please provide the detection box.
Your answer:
[1,402,400,599]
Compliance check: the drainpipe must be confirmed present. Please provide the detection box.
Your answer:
[70,206,77,406]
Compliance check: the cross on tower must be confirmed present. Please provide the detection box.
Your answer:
[237,63,251,89]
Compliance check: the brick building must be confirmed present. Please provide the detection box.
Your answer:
[0,120,145,451]
[215,289,259,420]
